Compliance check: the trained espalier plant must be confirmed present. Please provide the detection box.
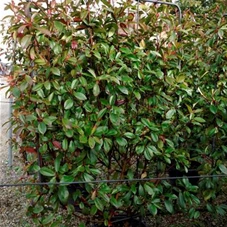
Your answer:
[3,0,227,226]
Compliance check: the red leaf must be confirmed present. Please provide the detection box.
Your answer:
[71,40,78,50]
[22,146,37,154]
[115,99,125,106]
[51,0,56,8]
[73,17,82,22]
[17,33,24,38]
[53,140,61,149]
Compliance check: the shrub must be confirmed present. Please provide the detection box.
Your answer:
[3,0,227,226]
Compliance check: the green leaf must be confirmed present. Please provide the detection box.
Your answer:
[150,50,162,58]
[51,67,61,76]
[58,186,69,204]
[109,95,116,106]
[44,81,51,90]
[178,192,186,209]
[110,113,120,125]
[69,141,76,153]
[141,118,152,128]
[20,81,28,91]
[110,197,122,208]
[33,83,43,92]
[90,205,98,215]
[38,122,47,134]
[104,138,112,152]
[164,200,174,213]
[42,214,54,225]
[144,184,154,196]
[64,98,74,110]
[54,155,61,172]
[94,126,108,136]
[74,92,87,101]
[60,175,74,183]
[66,129,73,138]
[148,204,157,216]
[43,116,57,125]
[62,139,68,151]
[35,58,46,65]
[88,68,96,78]
[54,21,64,32]
[116,137,127,146]
[141,118,159,131]
[144,146,153,160]
[93,83,100,96]
[33,204,44,214]
[68,57,78,64]
[40,167,55,177]
[20,34,32,49]
[151,133,158,143]
[210,105,217,114]
[71,79,78,89]
[203,190,214,201]
[133,90,141,100]
[94,198,104,211]
[147,145,160,155]
[83,173,94,182]
[79,135,87,143]
[176,75,185,83]
[12,87,20,98]
[118,86,129,95]
[89,136,95,149]
[136,145,145,154]
[80,9,89,20]
[219,164,227,175]
[66,129,75,138]
[124,132,135,139]
[194,211,200,219]
[139,184,144,196]
[37,89,45,98]
[166,109,176,119]
[97,108,107,119]
[194,117,206,123]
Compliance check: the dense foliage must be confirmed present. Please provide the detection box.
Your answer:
[3,0,227,226]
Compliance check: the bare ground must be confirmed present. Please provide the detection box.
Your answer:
[0,77,33,227]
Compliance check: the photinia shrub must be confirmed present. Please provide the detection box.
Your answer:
[3,0,227,226]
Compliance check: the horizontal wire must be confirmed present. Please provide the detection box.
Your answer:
[0,101,14,103]
[0,174,226,188]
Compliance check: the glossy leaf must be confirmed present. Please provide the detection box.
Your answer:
[219,164,227,175]
[94,198,104,211]
[164,200,174,213]
[74,92,87,101]
[58,186,69,204]
[93,83,100,96]
[20,34,32,49]
[38,122,47,134]
[40,167,55,177]
[64,98,74,110]
[51,67,61,76]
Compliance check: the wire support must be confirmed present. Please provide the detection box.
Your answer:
[0,101,14,104]
[0,174,226,188]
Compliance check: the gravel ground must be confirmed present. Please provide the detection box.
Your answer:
[0,77,33,227]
